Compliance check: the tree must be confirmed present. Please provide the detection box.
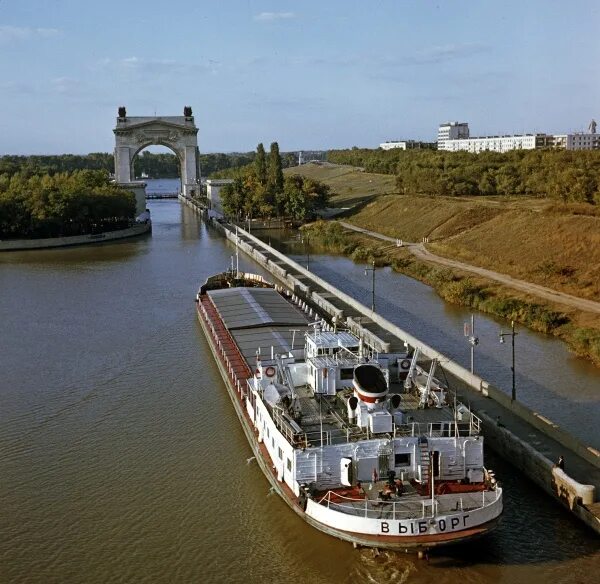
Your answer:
[0,170,135,238]
[255,143,267,186]
[267,142,284,197]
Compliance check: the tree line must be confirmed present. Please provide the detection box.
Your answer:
[0,170,136,239]
[220,143,330,221]
[0,150,301,179]
[327,148,600,203]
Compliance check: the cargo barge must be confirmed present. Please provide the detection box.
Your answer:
[195,270,502,552]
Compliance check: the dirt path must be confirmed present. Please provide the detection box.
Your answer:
[339,222,600,315]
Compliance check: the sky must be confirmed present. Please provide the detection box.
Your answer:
[0,0,599,154]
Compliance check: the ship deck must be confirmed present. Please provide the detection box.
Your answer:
[286,383,473,447]
[314,483,500,522]
[201,283,475,444]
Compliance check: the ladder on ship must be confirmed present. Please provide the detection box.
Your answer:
[418,438,430,484]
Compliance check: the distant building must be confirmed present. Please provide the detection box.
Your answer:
[443,133,553,153]
[437,122,470,150]
[552,133,600,150]
[380,140,436,151]
[438,120,600,152]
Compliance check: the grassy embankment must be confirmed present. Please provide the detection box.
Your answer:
[283,163,396,207]
[290,164,600,366]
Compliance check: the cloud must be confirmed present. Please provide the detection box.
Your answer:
[0,25,60,43]
[0,80,37,95]
[50,76,80,94]
[254,12,296,22]
[411,43,490,65]
[97,56,218,77]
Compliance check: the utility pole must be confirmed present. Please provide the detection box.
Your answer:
[499,320,518,401]
[364,260,376,313]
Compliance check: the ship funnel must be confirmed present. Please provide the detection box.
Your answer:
[353,364,388,408]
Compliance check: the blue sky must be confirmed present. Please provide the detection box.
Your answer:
[0,0,598,154]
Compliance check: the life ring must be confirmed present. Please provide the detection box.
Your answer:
[400,359,411,370]
[265,366,276,378]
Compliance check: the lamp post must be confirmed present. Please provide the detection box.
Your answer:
[499,320,518,402]
[301,233,310,270]
[464,314,479,374]
[364,260,376,313]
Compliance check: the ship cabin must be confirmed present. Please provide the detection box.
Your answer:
[306,330,364,395]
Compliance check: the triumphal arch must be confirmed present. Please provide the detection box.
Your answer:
[113,106,200,212]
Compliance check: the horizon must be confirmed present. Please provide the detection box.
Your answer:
[1,0,599,154]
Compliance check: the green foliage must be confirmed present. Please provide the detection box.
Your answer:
[267,142,284,196]
[0,151,257,179]
[220,144,330,221]
[568,328,600,364]
[0,170,136,238]
[255,143,267,186]
[327,148,600,203]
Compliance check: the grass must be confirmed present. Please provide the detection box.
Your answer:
[345,195,600,301]
[283,162,396,207]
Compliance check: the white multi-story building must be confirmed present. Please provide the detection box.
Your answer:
[553,133,600,150]
[437,122,470,150]
[444,134,554,153]
[438,120,600,152]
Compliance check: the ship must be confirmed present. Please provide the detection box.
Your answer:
[195,270,502,553]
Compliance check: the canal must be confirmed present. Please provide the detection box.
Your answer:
[1,186,598,583]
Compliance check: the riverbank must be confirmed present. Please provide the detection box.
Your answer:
[302,220,600,368]
[0,222,151,251]
[287,163,599,298]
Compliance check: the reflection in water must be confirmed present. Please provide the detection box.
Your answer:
[1,189,598,583]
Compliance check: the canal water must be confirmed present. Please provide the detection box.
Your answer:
[1,181,598,583]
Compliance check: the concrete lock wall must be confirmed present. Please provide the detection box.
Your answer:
[0,223,151,252]
[478,411,594,509]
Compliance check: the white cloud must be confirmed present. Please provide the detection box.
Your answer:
[254,12,296,22]
[96,56,218,78]
[0,25,60,43]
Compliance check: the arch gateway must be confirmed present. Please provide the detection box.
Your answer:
[113,106,200,214]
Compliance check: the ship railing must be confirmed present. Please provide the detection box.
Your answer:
[316,489,500,521]
[392,421,474,438]
[470,412,482,435]
[198,299,248,397]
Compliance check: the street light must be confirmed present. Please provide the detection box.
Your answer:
[301,233,310,270]
[364,260,376,313]
[499,320,518,402]
[464,314,479,374]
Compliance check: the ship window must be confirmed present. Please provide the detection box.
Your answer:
[340,368,354,380]
[278,447,283,459]
[287,458,292,471]
[395,453,411,467]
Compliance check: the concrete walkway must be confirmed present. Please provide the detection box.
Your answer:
[339,221,600,315]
